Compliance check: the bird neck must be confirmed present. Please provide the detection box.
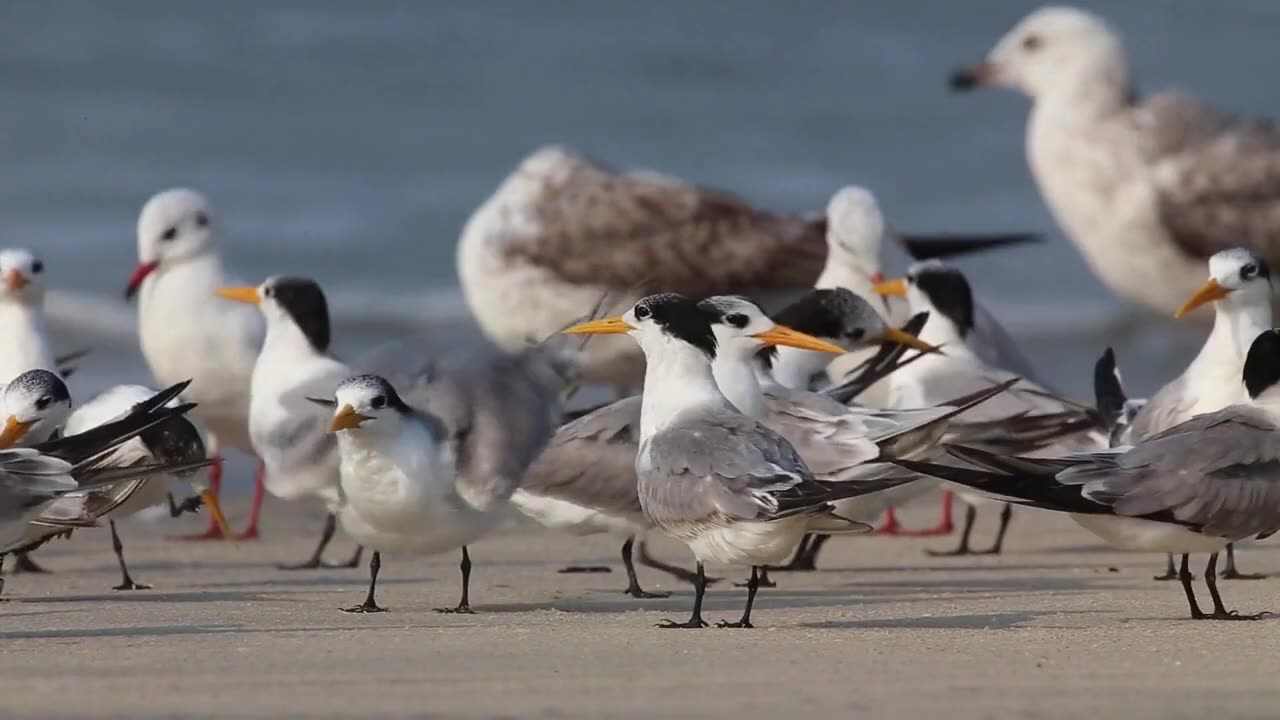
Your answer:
[261,314,327,363]
[770,347,832,390]
[1030,59,1133,126]
[1196,299,1274,372]
[0,300,53,380]
[639,343,731,438]
[710,350,765,419]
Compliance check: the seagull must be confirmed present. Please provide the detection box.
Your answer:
[0,370,72,449]
[563,293,916,628]
[0,248,56,383]
[874,261,1106,555]
[459,145,1039,393]
[513,298,854,597]
[0,381,217,596]
[216,276,361,569]
[897,329,1280,621]
[54,384,233,590]
[950,5,1280,320]
[1103,248,1273,581]
[126,188,266,541]
[321,349,569,614]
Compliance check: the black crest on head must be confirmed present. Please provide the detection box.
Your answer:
[773,288,867,342]
[9,369,70,405]
[266,277,331,352]
[1242,254,1271,283]
[1244,330,1280,399]
[912,266,974,336]
[341,374,412,413]
[636,293,718,358]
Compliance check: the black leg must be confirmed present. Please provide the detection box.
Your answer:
[637,539,720,586]
[1179,554,1206,620]
[736,565,777,589]
[1154,554,1180,581]
[771,534,819,572]
[110,520,150,591]
[657,562,709,629]
[621,536,669,598]
[976,504,1013,555]
[342,550,387,613]
[167,493,203,517]
[0,554,7,599]
[1220,543,1267,580]
[718,565,761,628]
[278,513,338,570]
[926,504,977,557]
[800,534,831,570]
[435,546,476,614]
[1203,553,1268,620]
[558,565,612,573]
[12,551,49,574]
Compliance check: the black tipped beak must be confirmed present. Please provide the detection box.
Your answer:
[948,63,991,91]
[897,232,1041,261]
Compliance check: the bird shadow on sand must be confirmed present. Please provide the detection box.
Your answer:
[800,610,1097,630]
[195,574,426,590]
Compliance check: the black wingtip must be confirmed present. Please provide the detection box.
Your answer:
[897,232,1041,261]
[1093,347,1128,432]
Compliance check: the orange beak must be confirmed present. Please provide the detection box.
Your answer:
[1175,278,1231,318]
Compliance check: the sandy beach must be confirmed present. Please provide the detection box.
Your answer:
[3,495,1278,719]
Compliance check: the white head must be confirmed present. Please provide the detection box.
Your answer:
[825,186,885,267]
[323,375,415,439]
[951,6,1130,110]
[126,188,217,299]
[0,248,47,306]
[876,260,975,343]
[216,276,331,353]
[0,370,71,448]
[1175,249,1273,319]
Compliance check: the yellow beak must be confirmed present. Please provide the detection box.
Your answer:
[199,489,235,542]
[752,325,846,354]
[878,327,941,353]
[215,286,262,305]
[1175,278,1230,318]
[0,415,34,449]
[873,278,909,297]
[328,404,371,432]
[561,316,635,335]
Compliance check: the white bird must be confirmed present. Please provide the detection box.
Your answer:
[0,248,56,383]
[564,294,915,628]
[951,5,1280,319]
[874,261,1106,555]
[321,351,568,614]
[900,329,1280,621]
[215,276,361,569]
[126,189,266,540]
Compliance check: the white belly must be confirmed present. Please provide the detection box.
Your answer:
[1072,514,1230,554]
[685,518,809,567]
[338,501,504,556]
[510,489,646,536]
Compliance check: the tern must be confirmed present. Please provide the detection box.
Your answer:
[0,248,56,384]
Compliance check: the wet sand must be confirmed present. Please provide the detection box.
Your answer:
[3,495,1278,719]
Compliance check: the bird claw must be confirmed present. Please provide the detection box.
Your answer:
[341,603,388,614]
[558,566,612,574]
[715,619,754,629]
[113,581,151,591]
[655,618,709,629]
[434,604,476,614]
[1220,570,1268,580]
[623,588,670,599]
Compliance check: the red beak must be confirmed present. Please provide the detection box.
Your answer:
[871,271,885,284]
[124,261,160,300]
[4,270,27,292]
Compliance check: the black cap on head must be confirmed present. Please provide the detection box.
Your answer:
[773,288,870,344]
[635,293,718,359]
[265,277,330,352]
[1244,330,1280,399]
[912,265,974,336]
[339,374,412,413]
[9,369,71,406]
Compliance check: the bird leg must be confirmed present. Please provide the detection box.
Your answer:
[718,565,761,628]
[172,448,226,540]
[976,504,1014,555]
[342,551,387,613]
[874,492,956,537]
[11,551,49,574]
[334,545,364,569]
[637,539,720,586]
[1179,554,1207,619]
[277,512,340,570]
[657,562,709,629]
[558,566,612,573]
[0,554,7,599]
[110,520,151,591]
[736,565,776,588]
[770,534,826,572]
[1203,553,1268,620]
[167,493,204,517]
[236,461,266,540]
[1220,543,1267,580]
[926,504,977,557]
[621,536,669,598]
[1154,554,1181,581]
[434,546,476,614]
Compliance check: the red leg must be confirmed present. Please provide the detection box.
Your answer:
[236,461,266,540]
[872,507,904,535]
[870,492,956,537]
[171,451,226,541]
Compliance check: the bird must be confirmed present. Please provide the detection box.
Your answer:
[896,328,1280,621]
[950,5,1280,320]
[56,384,232,590]
[0,370,73,449]
[126,189,266,541]
[320,346,570,614]
[511,294,857,597]
[0,248,56,383]
[563,293,916,628]
[874,261,1106,555]
[1102,248,1273,581]
[215,276,362,569]
[459,145,1039,394]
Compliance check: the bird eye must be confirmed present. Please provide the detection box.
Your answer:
[634,305,651,320]
[34,396,51,411]
[263,286,273,298]
[370,395,387,410]
[160,227,178,242]
[194,213,210,228]
[725,313,748,329]
[850,328,866,340]
[1242,263,1258,279]
[1022,34,1041,51]
[30,260,43,274]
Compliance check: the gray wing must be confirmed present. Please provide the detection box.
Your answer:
[1127,373,1195,441]
[1061,406,1280,537]
[518,396,643,515]
[1137,91,1280,263]
[969,301,1056,392]
[0,450,75,524]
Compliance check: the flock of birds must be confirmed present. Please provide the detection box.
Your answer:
[5,5,1280,628]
